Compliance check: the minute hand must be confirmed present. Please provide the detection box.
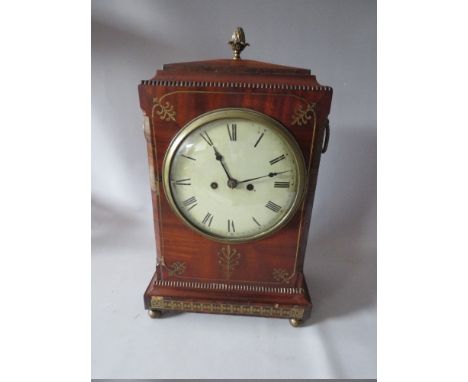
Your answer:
[213,146,234,180]
[237,170,290,184]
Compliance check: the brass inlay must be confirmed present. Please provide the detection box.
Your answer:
[140,79,333,92]
[292,103,316,126]
[155,90,312,116]
[150,297,305,319]
[272,268,290,283]
[148,90,319,279]
[153,279,304,294]
[142,110,164,274]
[166,261,186,276]
[293,109,318,273]
[218,245,240,279]
[152,97,176,122]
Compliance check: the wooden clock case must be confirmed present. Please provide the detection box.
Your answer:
[138,57,332,325]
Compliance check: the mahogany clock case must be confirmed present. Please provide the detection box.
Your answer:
[138,58,333,322]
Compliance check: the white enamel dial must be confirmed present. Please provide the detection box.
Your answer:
[163,109,307,242]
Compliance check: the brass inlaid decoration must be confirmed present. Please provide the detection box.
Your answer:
[218,245,241,279]
[153,279,305,294]
[166,261,186,276]
[141,79,333,92]
[291,103,316,126]
[147,89,318,280]
[272,268,290,283]
[152,97,176,122]
[150,296,305,319]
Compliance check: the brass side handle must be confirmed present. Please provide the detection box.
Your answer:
[321,118,330,154]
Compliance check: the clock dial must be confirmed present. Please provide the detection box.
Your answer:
[163,109,307,242]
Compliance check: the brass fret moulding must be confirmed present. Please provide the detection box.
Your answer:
[153,279,305,294]
[150,296,305,319]
[162,108,308,243]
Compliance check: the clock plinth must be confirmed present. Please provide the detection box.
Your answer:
[144,266,312,323]
[138,29,332,325]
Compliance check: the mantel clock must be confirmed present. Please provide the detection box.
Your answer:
[138,28,333,326]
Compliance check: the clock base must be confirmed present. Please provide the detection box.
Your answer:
[144,271,312,324]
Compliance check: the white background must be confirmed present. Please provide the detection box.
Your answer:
[91,0,376,379]
[2,1,468,382]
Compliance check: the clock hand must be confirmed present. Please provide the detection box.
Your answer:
[238,170,290,184]
[213,146,238,188]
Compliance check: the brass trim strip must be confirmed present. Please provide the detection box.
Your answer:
[150,297,305,319]
[154,90,312,116]
[143,112,165,275]
[293,109,317,274]
[153,279,305,294]
[141,79,333,92]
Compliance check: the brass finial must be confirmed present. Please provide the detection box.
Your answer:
[228,27,249,60]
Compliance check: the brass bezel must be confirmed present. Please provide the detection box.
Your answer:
[162,108,308,243]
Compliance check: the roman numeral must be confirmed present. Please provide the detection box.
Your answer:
[227,123,237,141]
[173,178,191,186]
[252,217,261,226]
[183,196,198,211]
[265,201,282,213]
[200,131,213,146]
[274,181,290,188]
[181,154,196,161]
[269,154,286,165]
[254,132,264,148]
[227,219,235,233]
[202,212,213,227]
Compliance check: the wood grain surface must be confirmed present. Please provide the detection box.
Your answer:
[138,58,333,319]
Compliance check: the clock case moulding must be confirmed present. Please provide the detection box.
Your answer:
[138,58,333,324]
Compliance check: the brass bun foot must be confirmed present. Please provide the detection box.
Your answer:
[289,318,302,327]
[148,309,162,319]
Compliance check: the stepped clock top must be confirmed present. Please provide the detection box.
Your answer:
[153,27,315,77]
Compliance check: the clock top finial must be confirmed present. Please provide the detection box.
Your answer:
[228,27,249,60]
